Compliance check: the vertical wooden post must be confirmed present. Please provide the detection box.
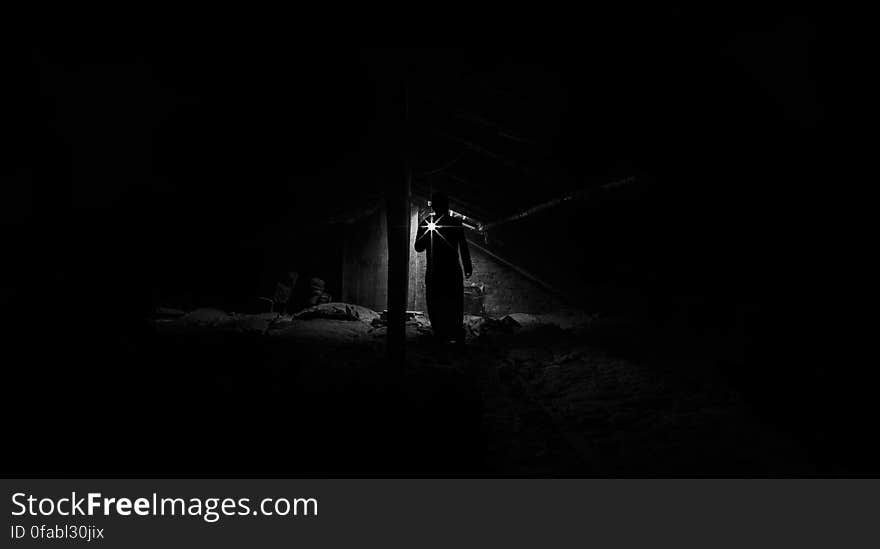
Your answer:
[384,52,411,372]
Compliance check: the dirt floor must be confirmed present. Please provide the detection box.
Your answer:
[140,306,815,475]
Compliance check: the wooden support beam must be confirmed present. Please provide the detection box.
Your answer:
[379,55,411,373]
[451,110,539,146]
[386,170,411,369]
[480,176,636,232]
[435,131,530,173]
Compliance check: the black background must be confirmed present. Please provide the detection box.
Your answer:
[1,13,861,475]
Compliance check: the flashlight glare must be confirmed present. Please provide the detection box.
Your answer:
[426,221,437,232]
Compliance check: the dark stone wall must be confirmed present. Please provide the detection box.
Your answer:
[341,205,388,312]
[468,246,567,316]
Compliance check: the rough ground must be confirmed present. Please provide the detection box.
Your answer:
[405,328,812,475]
[145,307,815,475]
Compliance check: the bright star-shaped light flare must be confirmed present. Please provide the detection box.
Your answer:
[416,214,453,249]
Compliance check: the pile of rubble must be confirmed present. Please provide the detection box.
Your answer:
[152,302,597,341]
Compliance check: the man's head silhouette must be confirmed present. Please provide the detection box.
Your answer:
[431,192,449,216]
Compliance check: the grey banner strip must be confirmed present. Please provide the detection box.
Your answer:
[3,479,877,548]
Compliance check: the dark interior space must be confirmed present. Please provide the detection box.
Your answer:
[1,17,862,476]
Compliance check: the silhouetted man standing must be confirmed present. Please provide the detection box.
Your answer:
[414,192,473,344]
